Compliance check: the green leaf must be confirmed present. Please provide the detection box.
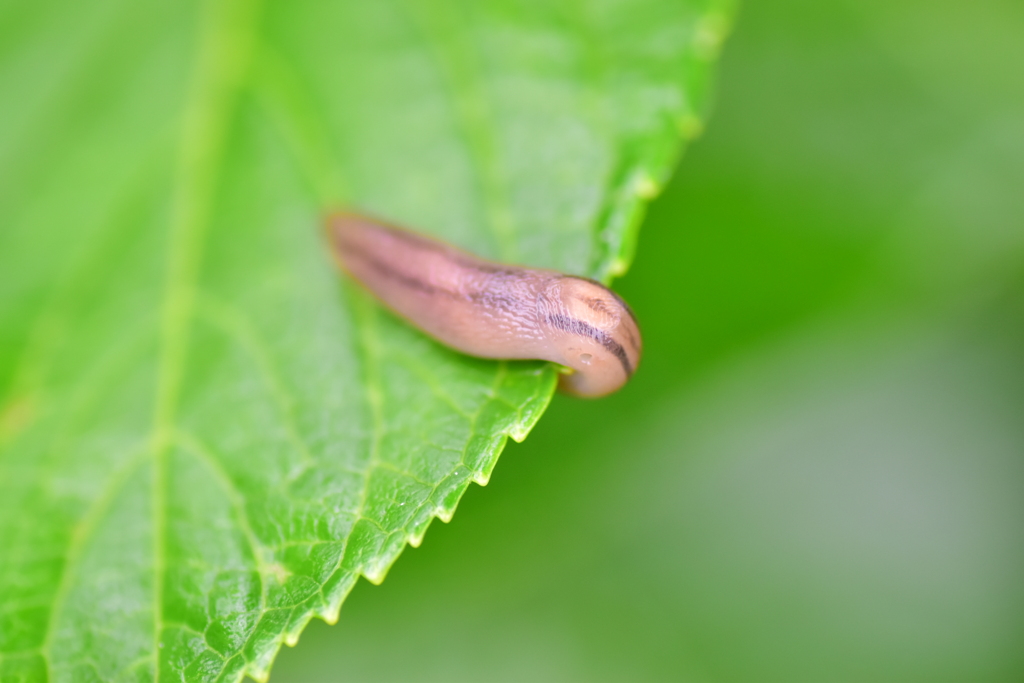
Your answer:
[0,1,732,681]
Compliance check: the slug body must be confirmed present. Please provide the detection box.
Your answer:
[327,213,641,397]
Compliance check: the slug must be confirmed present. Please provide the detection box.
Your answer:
[326,213,642,397]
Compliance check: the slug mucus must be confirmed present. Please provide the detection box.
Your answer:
[326,213,642,397]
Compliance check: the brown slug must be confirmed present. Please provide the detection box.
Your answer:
[326,213,641,397]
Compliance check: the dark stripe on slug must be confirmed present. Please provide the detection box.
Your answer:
[341,238,520,310]
[545,313,633,377]
[340,239,455,298]
[579,295,640,352]
[362,220,496,270]
[357,219,451,253]
[349,218,527,279]
[561,276,638,352]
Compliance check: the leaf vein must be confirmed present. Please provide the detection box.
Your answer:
[195,294,317,470]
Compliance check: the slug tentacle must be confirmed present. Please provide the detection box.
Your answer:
[326,212,642,397]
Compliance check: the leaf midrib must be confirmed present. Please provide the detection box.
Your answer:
[150,0,263,679]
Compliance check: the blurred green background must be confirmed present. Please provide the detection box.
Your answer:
[273,0,1024,681]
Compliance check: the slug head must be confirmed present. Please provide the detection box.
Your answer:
[540,276,642,397]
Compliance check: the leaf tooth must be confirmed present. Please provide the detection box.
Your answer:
[693,4,733,61]
[247,667,271,683]
[634,170,660,199]
[508,423,531,443]
[362,565,386,586]
[316,602,341,626]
